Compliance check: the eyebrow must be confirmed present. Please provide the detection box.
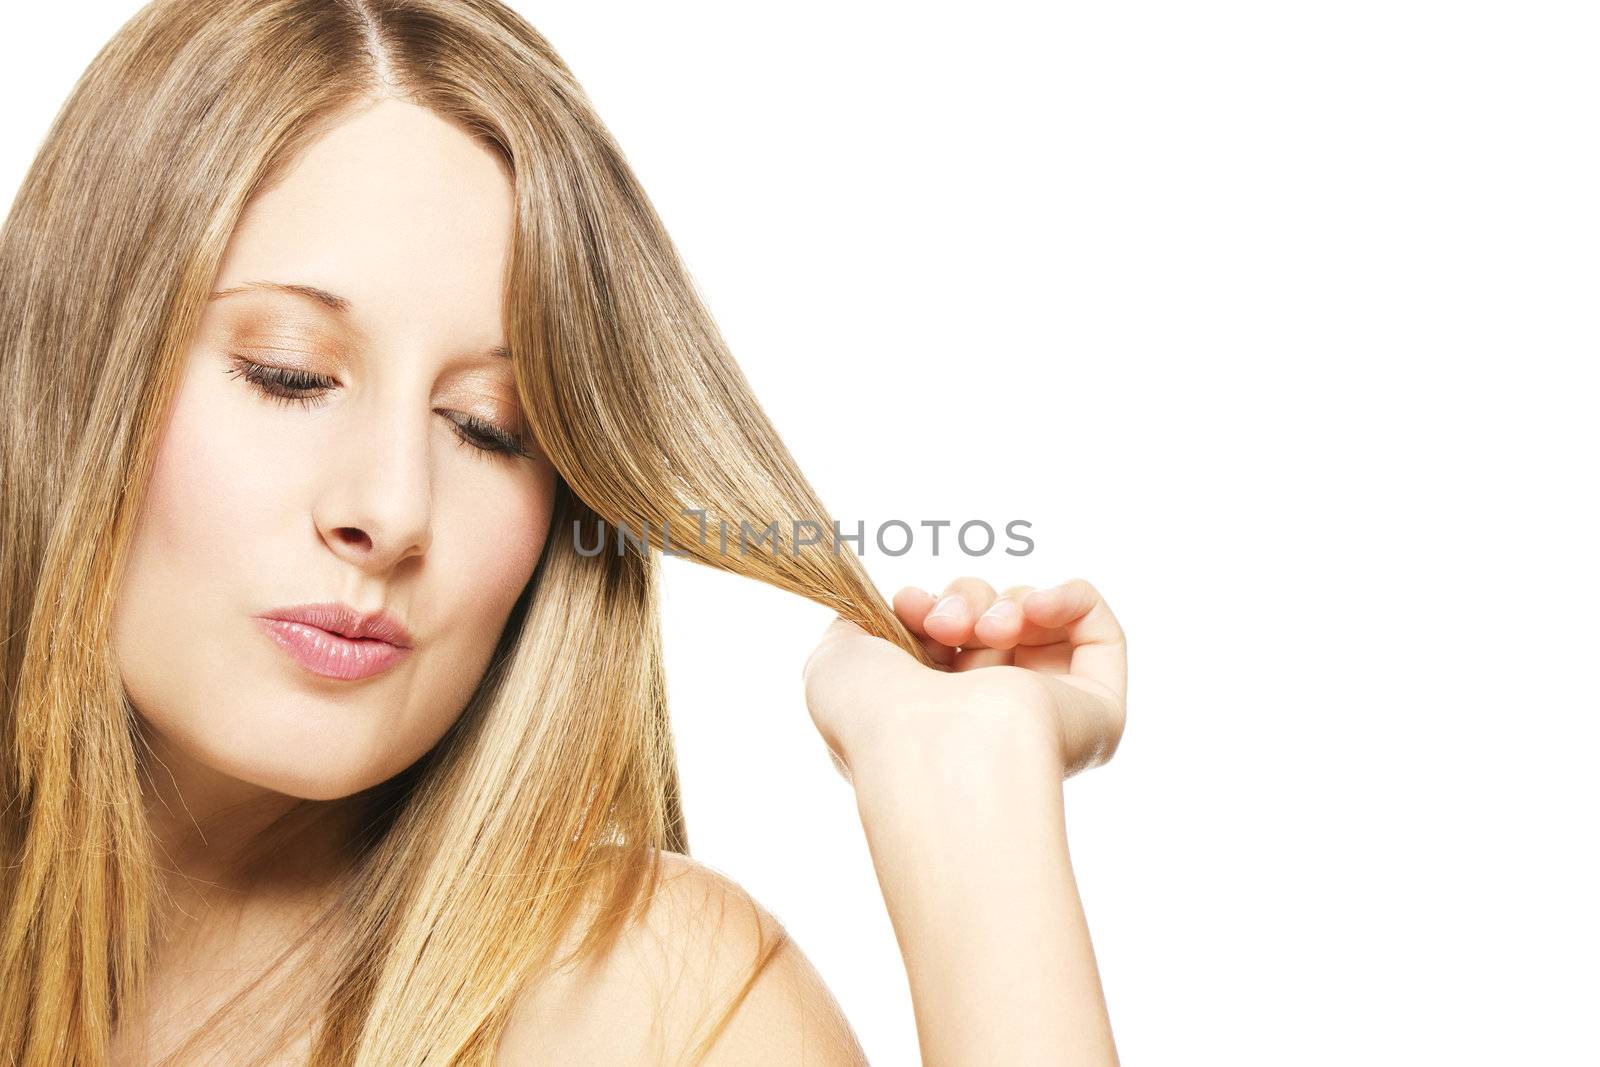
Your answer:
[209,280,511,360]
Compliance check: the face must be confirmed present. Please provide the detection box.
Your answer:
[111,97,556,803]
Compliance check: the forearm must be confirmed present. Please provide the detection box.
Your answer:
[851,714,1118,1066]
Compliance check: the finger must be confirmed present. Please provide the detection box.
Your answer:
[919,633,958,668]
[802,613,940,767]
[805,613,953,682]
[1024,579,1127,707]
[891,585,940,639]
[952,645,1012,671]
[890,587,958,667]
[973,584,1036,651]
[924,576,997,648]
[1036,669,1126,775]
[801,615,867,676]
[800,617,889,694]
[827,615,868,638]
[1013,639,1071,678]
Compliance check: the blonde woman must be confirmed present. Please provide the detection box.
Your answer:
[0,1,1128,1063]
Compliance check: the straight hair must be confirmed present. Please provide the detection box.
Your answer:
[0,0,931,1062]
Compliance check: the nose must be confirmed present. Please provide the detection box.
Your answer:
[313,395,434,573]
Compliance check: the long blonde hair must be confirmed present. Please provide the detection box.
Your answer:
[0,0,933,1062]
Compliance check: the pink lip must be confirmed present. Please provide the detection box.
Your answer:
[253,602,414,681]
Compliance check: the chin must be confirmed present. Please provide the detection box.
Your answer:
[243,763,378,803]
[193,722,403,803]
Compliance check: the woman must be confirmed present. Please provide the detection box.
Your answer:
[0,1,1127,1063]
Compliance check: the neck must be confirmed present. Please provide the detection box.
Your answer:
[134,720,362,917]
[119,723,370,1060]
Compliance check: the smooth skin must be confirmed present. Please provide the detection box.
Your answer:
[504,576,1127,1065]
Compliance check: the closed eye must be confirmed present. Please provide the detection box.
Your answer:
[223,354,533,460]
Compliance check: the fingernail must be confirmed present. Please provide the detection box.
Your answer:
[980,598,1019,625]
[927,594,965,621]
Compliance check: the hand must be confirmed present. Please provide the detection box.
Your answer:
[801,577,1127,784]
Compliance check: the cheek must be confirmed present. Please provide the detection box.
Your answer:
[112,366,277,718]
[420,467,555,709]
[142,394,285,569]
[477,472,554,600]
[116,351,315,647]
[110,358,334,793]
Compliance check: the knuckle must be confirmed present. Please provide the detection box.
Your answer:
[1103,721,1126,761]
[946,575,985,595]
[1086,698,1129,769]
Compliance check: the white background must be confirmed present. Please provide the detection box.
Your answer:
[5,3,1597,1064]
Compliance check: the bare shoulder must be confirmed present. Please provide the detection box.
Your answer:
[497,849,868,1065]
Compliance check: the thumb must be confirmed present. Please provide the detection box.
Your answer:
[800,615,868,682]
[801,613,930,714]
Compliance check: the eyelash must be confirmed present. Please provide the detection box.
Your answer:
[224,354,532,461]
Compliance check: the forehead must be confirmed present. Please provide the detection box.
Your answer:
[212,97,516,335]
